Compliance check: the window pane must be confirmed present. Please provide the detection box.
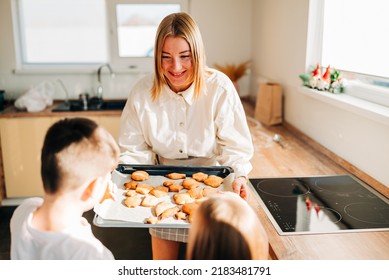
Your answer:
[116,4,181,57]
[322,0,389,78]
[19,0,107,63]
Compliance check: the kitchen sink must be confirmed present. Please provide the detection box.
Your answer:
[52,99,126,112]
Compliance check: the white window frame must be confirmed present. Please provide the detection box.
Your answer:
[11,0,188,74]
[306,0,389,109]
[107,0,188,73]
[11,0,110,73]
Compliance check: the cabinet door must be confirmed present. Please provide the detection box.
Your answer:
[99,116,121,141]
[0,115,120,198]
[0,117,53,197]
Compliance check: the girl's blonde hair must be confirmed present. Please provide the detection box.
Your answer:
[151,12,206,101]
[187,192,269,260]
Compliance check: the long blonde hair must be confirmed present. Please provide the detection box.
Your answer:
[187,192,269,260]
[151,12,206,101]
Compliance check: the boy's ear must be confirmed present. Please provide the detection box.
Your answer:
[81,178,98,201]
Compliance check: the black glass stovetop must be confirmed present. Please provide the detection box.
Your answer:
[249,175,389,235]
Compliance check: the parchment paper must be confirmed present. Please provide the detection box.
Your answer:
[93,169,235,228]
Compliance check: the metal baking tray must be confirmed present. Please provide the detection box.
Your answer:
[93,164,234,228]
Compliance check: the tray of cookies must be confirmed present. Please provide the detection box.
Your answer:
[93,164,234,228]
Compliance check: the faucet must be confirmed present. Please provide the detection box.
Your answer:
[56,78,70,105]
[96,63,115,100]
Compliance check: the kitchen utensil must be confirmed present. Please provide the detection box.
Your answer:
[93,164,234,228]
[272,133,284,148]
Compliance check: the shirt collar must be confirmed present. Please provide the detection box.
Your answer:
[160,83,195,106]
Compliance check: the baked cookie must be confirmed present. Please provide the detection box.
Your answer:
[150,186,169,198]
[182,178,200,190]
[124,189,137,197]
[131,170,149,181]
[145,216,159,224]
[141,195,157,207]
[192,172,208,182]
[165,172,186,180]
[182,202,199,215]
[124,196,141,208]
[165,182,183,192]
[173,193,195,205]
[203,175,224,188]
[163,181,174,187]
[202,186,220,197]
[187,187,203,199]
[124,181,138,190]
[154,201,175,217]
[135,184,153,195]
[175,211,187,220]
[160,206,180,220]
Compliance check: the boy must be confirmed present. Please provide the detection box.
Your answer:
[10,117,119,259]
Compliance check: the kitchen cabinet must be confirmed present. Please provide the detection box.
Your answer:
[0,114,121,198]
[0,117,52,197]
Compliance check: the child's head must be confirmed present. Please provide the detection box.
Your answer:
[41,117,119,201]
[187,192,269,260]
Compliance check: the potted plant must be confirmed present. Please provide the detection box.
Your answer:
[214,60,251,95]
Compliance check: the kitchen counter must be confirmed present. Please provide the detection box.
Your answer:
[242,101,389,259]
[1,98,388,259]
[0,100,124,118]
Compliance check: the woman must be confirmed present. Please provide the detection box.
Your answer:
[118,12,253,259]
[186,192,269,260]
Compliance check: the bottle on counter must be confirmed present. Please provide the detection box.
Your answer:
[0,90,5,112]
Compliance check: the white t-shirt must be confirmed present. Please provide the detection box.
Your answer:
[10,197,114,260]
[118,68,253,178]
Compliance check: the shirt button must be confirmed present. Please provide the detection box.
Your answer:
[179,149,183,153]
[179,122,184,127]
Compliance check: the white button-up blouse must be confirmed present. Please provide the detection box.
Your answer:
[118,68,253,178]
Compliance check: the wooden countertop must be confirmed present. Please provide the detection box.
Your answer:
[0,100,123,118]
[242,100,389,260]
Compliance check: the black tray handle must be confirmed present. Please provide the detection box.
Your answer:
[116,164,233,178]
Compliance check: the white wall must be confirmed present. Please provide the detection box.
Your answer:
[1,0,388,186]
[0,0,253,100]
[252,0,389,186]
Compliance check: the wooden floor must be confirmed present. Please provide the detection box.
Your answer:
[243,100,346,178]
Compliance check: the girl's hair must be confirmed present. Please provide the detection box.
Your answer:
[187,192,269,260]
[41,117,119,194]
[151,12,206,100]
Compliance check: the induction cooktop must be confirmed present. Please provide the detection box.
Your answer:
[249,175,389,235]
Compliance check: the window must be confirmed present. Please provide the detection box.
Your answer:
[307,0,389,107]
[108,0,186,71]
[14,0,108,67]
[12,0,188,72]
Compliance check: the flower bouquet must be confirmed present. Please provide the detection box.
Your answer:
[299,64,346,93]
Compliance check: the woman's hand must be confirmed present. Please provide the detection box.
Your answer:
[232,176,249,200]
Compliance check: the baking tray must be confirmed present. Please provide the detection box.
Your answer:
[93,164,234,228]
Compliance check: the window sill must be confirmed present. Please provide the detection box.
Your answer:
[299,86,389,127]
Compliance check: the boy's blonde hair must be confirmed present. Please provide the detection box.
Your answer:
[41,117,119,194]
[187,192,269,260]
[151,12,206,101]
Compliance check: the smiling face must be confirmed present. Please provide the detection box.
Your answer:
[161,36,194,93]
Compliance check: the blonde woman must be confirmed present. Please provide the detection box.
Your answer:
[119,12,253,259]
[187,192,269,260]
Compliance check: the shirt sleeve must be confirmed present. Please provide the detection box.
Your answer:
[118,88,154,165]
[214,84,254,178]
